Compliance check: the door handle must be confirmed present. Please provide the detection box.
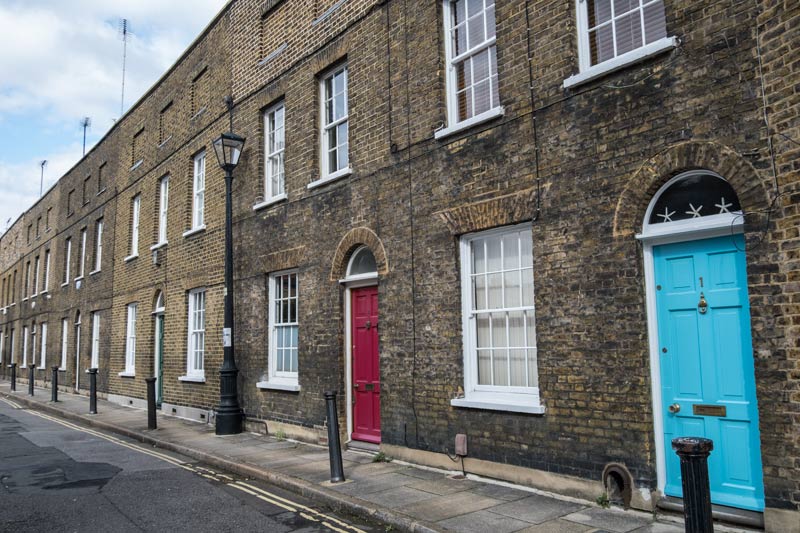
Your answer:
[668,403,681,414]
[698,293,708,314]
[353,383,359,389]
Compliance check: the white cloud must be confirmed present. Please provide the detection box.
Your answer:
[0,0,228,229]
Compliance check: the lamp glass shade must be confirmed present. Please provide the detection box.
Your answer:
[212,132,246,170]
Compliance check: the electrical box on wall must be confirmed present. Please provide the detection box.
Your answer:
[455,433,467,456]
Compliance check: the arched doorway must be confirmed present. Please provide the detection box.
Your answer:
[638,170,764,512]
[153,291,165,408]
[341,246,380,444]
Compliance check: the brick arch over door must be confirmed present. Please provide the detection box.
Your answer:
[330,227,389,281]
[612,141,770,238]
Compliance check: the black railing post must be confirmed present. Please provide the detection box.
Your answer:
[51,366,59,402]
[145,377,157,430]
[672,437,715,533]
[324,391,346,483]
[28,364,35,395]
[88,368,98,414]
[8,363,16,391]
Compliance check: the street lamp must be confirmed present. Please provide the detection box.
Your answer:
[212,131,246,435]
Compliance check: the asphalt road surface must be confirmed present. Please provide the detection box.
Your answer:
[0,398,379,533]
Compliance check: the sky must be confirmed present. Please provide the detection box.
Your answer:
[0,0,229,232]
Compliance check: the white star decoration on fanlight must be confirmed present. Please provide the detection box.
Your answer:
[715,197,733,214]
[686,203,703,218]
[656,207,676,222]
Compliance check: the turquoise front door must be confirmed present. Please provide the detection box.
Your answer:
[654,235,764,512]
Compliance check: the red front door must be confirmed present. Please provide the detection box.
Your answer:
[351,286,380,443]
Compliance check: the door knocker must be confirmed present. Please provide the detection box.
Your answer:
[698,292,708,314]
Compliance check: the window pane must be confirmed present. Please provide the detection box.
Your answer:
[504,271,521,308]
[508,312,524,347]
[615,12,643,56]
[590,25,615,65]
[487,273,502,308]
[643,1,667,43]
[588,0,612,26]
[527,348,538,387]
[509,349,526,386]
[472,239,485,273]
[486,5,495,39]
[491,314,506,347]
[521,268,534,306]
[476,315,490,348]
[613,0,638,15]
[473,274,486,311]
[477,349,491,385]
[503,234,519,269]
[467,0,482,16]
[486,237,502,271]
[493,349,508,386]
[467,12,486,49]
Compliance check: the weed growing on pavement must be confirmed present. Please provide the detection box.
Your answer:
[372,451,392,463]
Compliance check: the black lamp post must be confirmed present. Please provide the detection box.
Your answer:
[212,131,246,435]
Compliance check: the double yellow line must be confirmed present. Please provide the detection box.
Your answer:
[0,398,366,533]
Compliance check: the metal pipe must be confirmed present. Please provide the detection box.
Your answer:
[672,437,715,533]
[324,391,346,483]
[28,364,35,395]
[88,368,98,414]
[51,366,59,402]
[8,363,16,391]
[145,377,157,430]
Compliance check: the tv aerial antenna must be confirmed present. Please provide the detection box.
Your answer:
[118,18,133,117]
[80,117,91,156]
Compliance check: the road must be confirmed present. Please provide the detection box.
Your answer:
[0,398,379,533]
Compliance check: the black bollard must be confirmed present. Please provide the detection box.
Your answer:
[145,377,157,430]
[672,437,715,533]
[324,391,346,483]
[51,366,59,402]
[8,363,16,391]
[88,368,98,414]
[28,364,35,395]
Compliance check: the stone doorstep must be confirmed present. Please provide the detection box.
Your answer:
[0,381,675,533]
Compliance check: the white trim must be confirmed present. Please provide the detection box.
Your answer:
[118,371,136,378]
[307,167,351,189]
[191,151,206,230]
[130,159,143,172]
[124,303,137,374]
[451,397,546,414]
[178,375,206,383]
[253,193,287,211]
[563,37,678,89]
[89,270,101,276]
[158,175,169,245]
[186,288,206,380]
[268,269,299,385]
[123,254,139,263]
[150,241,168,251]
[435,107,505,140]
[342,277,379,442]
[319,64,349,181]
[130,195,141,256]
[256,381,301,392]
[264,101,286,203]
[638,170,745,499]
[182,225,206,238]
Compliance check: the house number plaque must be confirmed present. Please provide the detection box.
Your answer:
[693,404,726,417]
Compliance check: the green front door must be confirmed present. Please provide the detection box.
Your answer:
[156,314,164,408]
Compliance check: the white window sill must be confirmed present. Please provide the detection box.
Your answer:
[74,276,84,282]
[118,371,135,378]
[190,107,206,121]
[124,254,138,263]
[179,375,206,383]
[150,241,168,251]
[157,136,172,149]
[434,107,505,140]
[253,193,287,211]
[60,282,69,288]
[58,367,67,372]
[563,36,678,89]
[89,270,100,276]
[182,225,206,238]
[256,380,300,392]
[130,160,144,172]
[450,395,545,414]
[22,298,28,302]
[307,168,352,190]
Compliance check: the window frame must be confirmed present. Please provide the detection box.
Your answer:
[452,223,544,414]
[90,312,100,369]
[183,288,206,381]
[39,322,47,369]
[22,325,28,367]
[60,318,68,370]
[311,64,350,188]
[565,0,677,88]
[266,269,299,388]
[437,0,504,140]
[127,195,141,260]
[261,101,287,205]
[77,227,87,279]
[33,255,40,296]
[191,152,206,231]
[122,303,137,376]
[93,219,103,272]
[63,238,71,284]
[157,175,169,245]
[43,250,50,292]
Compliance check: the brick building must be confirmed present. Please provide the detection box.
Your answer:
[1,1,797,530]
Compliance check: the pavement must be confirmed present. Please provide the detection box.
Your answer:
[0,379,688,533]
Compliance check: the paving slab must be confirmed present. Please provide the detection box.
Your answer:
[356,485,435,509]
[397,491,502,523]
[489,494,587,525]
[515,519,595,533]
[470,482,533,501]
[410,476,480,495]
[630,523,684,533]
[329,472,417,496]
[438,509,533,533]
[563,508,652,533]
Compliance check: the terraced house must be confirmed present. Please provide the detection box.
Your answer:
[1,0,798,530]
